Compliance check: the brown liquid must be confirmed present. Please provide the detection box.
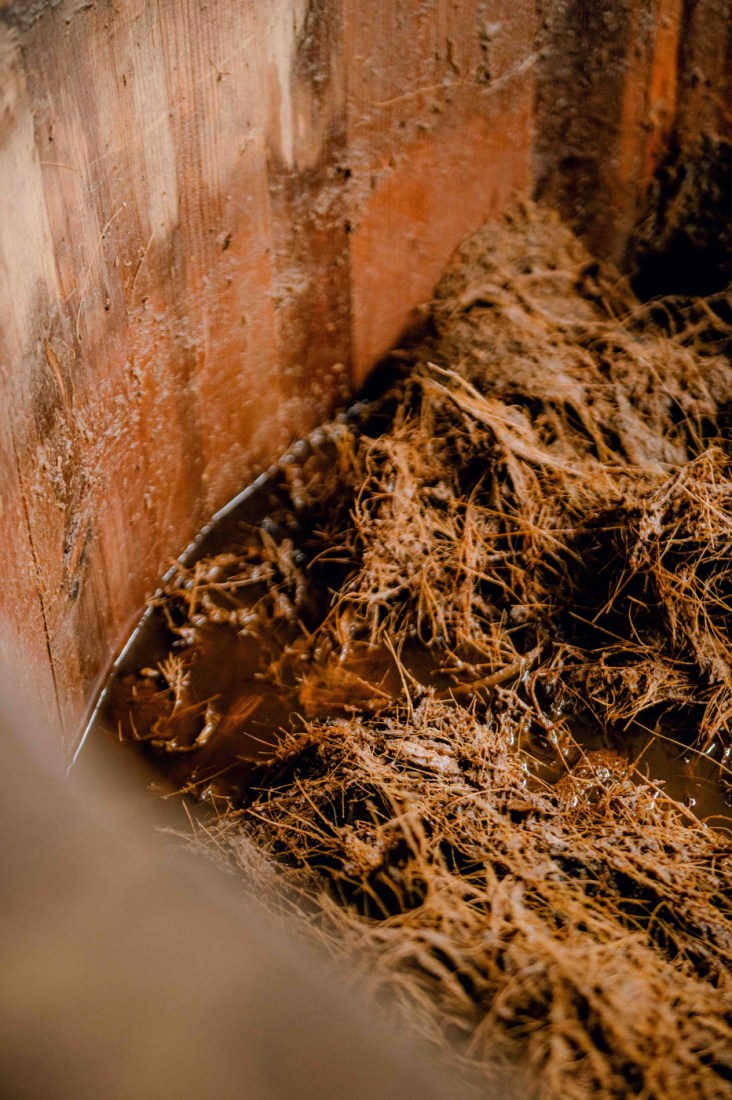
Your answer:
[90,465,305,802]
[89,438,732,831]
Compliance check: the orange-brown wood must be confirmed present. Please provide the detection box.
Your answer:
[1,0,730,753]
[346,0,536,383]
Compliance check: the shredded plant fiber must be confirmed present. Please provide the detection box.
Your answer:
[133,205,732,1097]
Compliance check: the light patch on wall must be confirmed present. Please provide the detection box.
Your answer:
[0,32,61,361]
[265,0,309,170]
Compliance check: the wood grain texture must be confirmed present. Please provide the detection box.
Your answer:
[1,0,729,753]
[346,0,536,383]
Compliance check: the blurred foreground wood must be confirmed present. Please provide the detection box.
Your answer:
[0,666,481,1100]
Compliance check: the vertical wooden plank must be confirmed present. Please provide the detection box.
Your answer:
[0,23,78,747]
[0,410,62,754]
[534,0,732,263]
[344,0,537,386]
[14,0,204,742]
[673,0,732,145]
[156,0,290,507]
[259,0,353,434]
[3,0,362,748]
[534,0,638,259]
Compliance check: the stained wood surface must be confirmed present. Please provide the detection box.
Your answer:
[0,0,730,752]
[535,0,732,261]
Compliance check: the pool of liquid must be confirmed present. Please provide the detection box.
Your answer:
[89,428,732,831]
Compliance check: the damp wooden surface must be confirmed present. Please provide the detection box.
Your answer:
[1,0,731,753]
[534,0,732,261]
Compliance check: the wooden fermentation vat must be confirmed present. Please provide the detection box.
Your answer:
[1,3,730,1095]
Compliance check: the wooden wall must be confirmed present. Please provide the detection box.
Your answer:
[534,0,732,261]
[0,0,730,754]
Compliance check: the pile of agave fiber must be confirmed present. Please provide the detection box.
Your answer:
[148,206,732,1097]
